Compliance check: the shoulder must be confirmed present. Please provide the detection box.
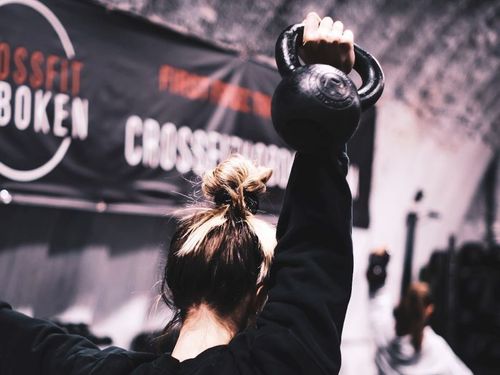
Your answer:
[227,326,327,375]
[422,327,472,374]
[423,326,450,349]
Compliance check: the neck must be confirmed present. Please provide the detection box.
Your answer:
[171,304,236,362]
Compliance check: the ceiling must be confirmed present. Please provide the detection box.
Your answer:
[95,0,500,150]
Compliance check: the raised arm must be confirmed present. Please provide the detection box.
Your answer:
[256,149,353,373]
[365,248,399,348]
[230,13,357,374]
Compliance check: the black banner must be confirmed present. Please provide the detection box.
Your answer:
[0,0,374,227]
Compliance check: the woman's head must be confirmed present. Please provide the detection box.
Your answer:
[394,281,434,352]
[161,155,276,333]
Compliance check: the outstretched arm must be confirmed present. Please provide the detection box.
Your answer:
[256,149,353,374]
[231,13,357,374]
[0,301,155,375]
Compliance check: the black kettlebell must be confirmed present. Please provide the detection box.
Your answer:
[271,24,385,152]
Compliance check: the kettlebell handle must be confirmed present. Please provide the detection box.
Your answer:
[275,24,385,111]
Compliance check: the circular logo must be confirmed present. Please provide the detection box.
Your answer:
[309,68,355,109]
[0,0,75,182]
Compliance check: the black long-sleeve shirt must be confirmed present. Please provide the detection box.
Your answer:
[0,151,353,375]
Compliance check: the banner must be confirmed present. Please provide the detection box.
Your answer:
[0,0,375,227]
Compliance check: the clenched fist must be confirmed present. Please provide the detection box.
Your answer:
[299,12,355,74]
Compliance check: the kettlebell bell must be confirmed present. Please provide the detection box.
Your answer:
[271,24,385,152]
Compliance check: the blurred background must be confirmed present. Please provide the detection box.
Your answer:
[0,0,499,373]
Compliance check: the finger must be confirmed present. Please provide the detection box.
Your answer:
[317,16,334,42]
[303,12,321,43]
[307,11,322,23]
[372,246,387,256]
[318,16,334,33]
[340,29,354,46]
[330,20,344,42]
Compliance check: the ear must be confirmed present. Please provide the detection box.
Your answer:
[424,304,434,319]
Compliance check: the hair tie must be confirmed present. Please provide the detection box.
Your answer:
[214,189,232,207]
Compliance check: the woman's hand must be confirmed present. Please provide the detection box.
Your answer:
[298,12,355,74]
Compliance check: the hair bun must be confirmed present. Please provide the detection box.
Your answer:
[202,154,272,216]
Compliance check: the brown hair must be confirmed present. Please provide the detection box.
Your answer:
[160,154,276,334]
[394,282,433,352]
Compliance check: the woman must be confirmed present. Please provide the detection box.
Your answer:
[0,12,355,375]
[367,248,473,375]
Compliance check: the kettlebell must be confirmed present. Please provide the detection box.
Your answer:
[271,24,384,152]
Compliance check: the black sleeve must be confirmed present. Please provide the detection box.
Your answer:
[0,304,156,375]
[228,150,353,375]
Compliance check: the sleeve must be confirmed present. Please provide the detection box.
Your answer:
[434,336,473,375]
[0,303,156,375]
[229,150,354,375]
[367,287,396,348]
[446,351,473,375]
